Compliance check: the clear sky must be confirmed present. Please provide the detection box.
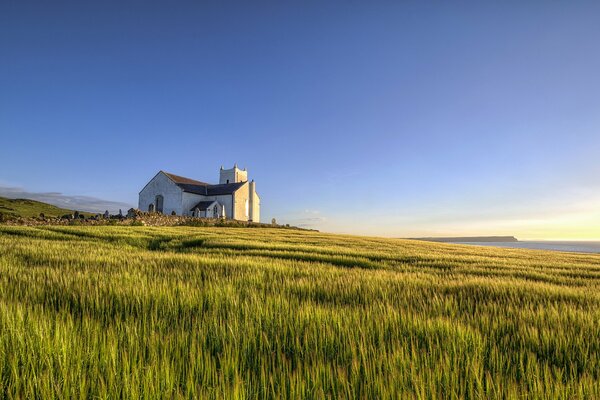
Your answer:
[1,1,600,239]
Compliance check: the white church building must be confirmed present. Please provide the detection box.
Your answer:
[138,165,260,222]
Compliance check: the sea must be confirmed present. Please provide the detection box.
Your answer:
[454,241,600,254]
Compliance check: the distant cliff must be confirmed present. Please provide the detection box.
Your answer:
[412,236,518,243]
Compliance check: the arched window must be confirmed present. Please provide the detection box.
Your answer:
[213,205,219,217]
[155,195,164,213]
[148,204,155,212]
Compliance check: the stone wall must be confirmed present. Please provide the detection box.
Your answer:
[0,209,314,231]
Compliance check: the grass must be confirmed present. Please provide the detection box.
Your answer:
[0,196,94,218]
[0,225,599,399]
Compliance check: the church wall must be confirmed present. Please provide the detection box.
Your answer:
[182,192,234,218]
[249,181,260,223]
[139,172,183,215]
[213,195,233,219]
[219,169,235,184]
[181,192,206,216]
[219,166,248,184]
[232,182,250,221]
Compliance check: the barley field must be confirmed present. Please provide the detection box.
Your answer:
[0,225,599,399]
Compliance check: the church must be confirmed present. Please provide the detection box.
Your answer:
[138,165,260,222]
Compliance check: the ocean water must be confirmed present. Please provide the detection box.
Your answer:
[455,241,600,254]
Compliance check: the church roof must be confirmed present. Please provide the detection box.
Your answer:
[162,172,209,186]
[162,171,245,196]
[190,201,217,211]
[206,182,246,195]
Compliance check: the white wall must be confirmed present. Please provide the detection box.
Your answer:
[249,181,260,223]
[182,191,234,218]
[182,192,204,216]
[219,166,248,184]
[191,201,223,218]
[232,182,250,221]
[213,194,233,218]
[138,172,184,215]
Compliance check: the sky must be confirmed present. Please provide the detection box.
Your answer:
[1,1,600,239]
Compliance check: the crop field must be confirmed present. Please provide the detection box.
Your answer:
[0,225,599,399]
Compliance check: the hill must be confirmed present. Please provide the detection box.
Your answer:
[0,196,94,219]
[0,226,599,398]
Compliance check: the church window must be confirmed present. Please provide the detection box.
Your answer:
[213,205,218,217]
[226,179,229,184]
[148,204,155,212]
[155,195,164,213]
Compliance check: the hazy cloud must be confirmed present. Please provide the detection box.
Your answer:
[282,209,328,228]
[0,186,133,214]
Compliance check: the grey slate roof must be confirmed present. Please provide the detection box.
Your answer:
[162,171,245,196]
[207,182,246,195]
[162,172,209,186]
[190,201,217,211]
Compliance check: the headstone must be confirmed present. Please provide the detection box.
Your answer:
[104,210,110,219]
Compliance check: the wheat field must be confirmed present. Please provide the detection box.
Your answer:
[0,225,599,399]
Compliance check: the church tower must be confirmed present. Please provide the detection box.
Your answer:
[219,164,248,184]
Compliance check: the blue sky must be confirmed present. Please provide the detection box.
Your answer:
[2,1,600,238]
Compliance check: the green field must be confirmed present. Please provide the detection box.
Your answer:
[0,196,93,219]
[0,225,599,399]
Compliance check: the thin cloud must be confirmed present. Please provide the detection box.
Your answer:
[0,186,133,214]
[281,209,328,228]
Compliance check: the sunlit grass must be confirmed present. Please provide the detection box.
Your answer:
[1,226,599,398]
